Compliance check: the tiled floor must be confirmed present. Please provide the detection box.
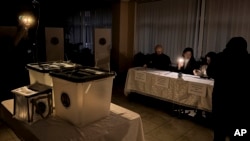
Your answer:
[111,79,214,141]
[0,76,214,141]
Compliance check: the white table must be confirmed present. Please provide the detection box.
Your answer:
[124,67,214,112]
[0,99,145,141]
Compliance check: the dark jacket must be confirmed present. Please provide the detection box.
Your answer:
[147,53,171,71]
[204,52,217,78]
[212,37,250,140]
[133,52,147,67]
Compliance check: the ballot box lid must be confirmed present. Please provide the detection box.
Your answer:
[11,82,52,98]
[26,61,81,73]
[49,67,116,83]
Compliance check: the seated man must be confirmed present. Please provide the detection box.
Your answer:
[144,44,172,71]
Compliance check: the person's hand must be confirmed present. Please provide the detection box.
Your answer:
[177,62,184,70]
[193,69,201,76]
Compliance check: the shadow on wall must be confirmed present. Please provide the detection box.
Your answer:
[65,43,95,67]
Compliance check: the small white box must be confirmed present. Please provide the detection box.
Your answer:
[50,67,115,127]
[11,83,53,123]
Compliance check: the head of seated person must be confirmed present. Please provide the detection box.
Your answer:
[205,51,217,65]
[177,47,198,74]
[144,44,171,70]
[154,44,164,55]
[182,47,193,61]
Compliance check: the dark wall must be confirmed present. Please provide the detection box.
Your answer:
[0,1,28,26]
[0,0,117,62]
[0,0,117,26]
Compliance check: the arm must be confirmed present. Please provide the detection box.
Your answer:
[14,27,28,47]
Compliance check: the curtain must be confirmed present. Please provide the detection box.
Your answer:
[65,8,112,52]
[65,12,83,47]
[135,0,199,63]
[84,9,112,52]
[202,0,250,55]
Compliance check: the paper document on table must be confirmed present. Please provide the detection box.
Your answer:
[188,82,206,97]
[165,72,179,78]
[135,71,146,82]
[183,75,214,86]
[154,76,169,88]
[147,70,170,76]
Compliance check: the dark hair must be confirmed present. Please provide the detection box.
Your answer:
[182,47,193,56]
[205,51,216,60]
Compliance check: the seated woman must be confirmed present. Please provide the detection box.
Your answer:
[192,51,217,119]
[177,47,199,75]
[193,51,217,78]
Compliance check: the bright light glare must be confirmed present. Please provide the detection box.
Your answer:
[19,14,34,28]
[178,58,184,63]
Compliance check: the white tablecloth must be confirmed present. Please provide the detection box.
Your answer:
[124,67,214,112]
[0,99,145,141]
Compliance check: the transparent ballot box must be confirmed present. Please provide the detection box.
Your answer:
[26,61,81,107]
[26,61,80,85]
[49,67,115,127]
[11,83,53,123]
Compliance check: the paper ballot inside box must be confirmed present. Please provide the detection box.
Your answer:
[28,82,52,93]
[12,86,37,96]
[12,82,52,96]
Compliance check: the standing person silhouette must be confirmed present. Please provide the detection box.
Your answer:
[211,37,250,141]
[0,26,29,102]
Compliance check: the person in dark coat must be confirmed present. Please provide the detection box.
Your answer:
[144,44,172,71]
[133,52,147,67]
[193,51,217,78]
[0,26,30,102]
[177,47,199,74]
[204,51,217,78]
[211,37,250,141]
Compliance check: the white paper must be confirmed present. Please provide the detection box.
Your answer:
[11,86,38,96]
[183,75,214,86]
[188,82,206,97]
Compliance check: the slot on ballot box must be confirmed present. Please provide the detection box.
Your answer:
[11,82,53,123]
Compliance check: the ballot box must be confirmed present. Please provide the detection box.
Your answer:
[26,61,80,85]
[11,82,53,123]
[26,61,81,108]
[49,67,115,127]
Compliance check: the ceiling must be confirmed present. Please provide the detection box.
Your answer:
[0,0,118,26]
